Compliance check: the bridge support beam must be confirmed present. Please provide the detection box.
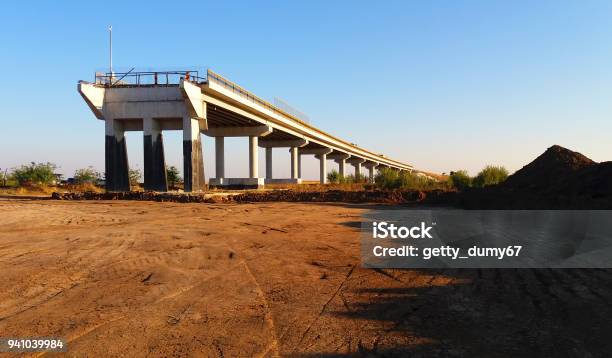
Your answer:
[364,162,379,183]
[319,154,327,184]
[347,157,366,181]
[249,136,259,179]
[291,147,299,179]
[183,117,205,192]
[329,153,351,179]
[143,118,168,192]
[105,118,130,192]
[265,147,273,179]
[215,136,225,179]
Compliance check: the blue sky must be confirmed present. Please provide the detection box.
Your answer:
[1,0,611,179]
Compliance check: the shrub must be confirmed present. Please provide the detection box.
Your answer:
[129,168,142,188]
[397,171,432,190]
[74,166,101,184]
[449,170,471,191]
[473,165,508,188]
[11,162,58,186]
[166,166,182,188]
[374,167,401,189]
[327,169,340,184]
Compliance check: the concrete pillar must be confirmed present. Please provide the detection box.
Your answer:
[338,158,346,178]
[265,147,273,179]
[215,136,225,179]
[368,165,375,183]
[105,118,130,192]
[183,117,205,192]
[290,147,298,179]
[249,136,258,178]
[319,153,327,184]
[297,154,302,179]
[143,118,168,192]
[353,162,362,180]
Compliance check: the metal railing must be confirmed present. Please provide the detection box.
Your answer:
[94,70,207,87]
[206,69,412,169]
[206,69,310,126]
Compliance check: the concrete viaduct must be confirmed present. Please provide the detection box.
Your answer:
[79,69,413,192]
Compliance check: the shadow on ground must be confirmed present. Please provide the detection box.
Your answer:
[297,268,612,358]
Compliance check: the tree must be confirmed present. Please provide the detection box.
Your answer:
[166,166,182,188]
[74,166,101,184]
[473,165,508,188]
[449,170,471,191]
[11,162,57,186]
[129,168,142,188]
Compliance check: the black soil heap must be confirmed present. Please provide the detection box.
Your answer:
[461,145,612,209]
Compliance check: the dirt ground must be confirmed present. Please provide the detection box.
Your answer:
[1,199,611,357]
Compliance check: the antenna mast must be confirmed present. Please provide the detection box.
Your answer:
[109,25,113,76]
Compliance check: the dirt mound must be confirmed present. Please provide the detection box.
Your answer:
[504,145,596,190]
[460,145,612,209]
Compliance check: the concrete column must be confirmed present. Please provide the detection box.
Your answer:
[353,162,362,180]
[215,136,225,179]
[143,118,168,192]
[338,159,346,178]
[290,147,298,179]
[265,147,273,179]
[105,118,130,192]
[369,165,375,183]
[249,136,258,178]
[319,153,327,184]
[183,117,205,192]
[298,154,302,179]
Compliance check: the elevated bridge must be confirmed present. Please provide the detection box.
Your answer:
[79,69,413,191]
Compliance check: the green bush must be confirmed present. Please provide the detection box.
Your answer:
[166,166,182,187]
[374,168,440,190]
[449,170,471,190]
[74,166,101,184]
[129,168,142,187]
[327,169,341,184]
[397,171,431,189]
[11,162,58,186]
[374,167,400,189]
[473,165,508,188]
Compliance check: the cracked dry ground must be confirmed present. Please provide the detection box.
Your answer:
[0,199,611,357]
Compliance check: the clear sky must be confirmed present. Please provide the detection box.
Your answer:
[1,0,611,180]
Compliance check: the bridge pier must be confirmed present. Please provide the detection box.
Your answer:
[105,118,130,192]
[347,157,366,181]
[249,136,259,179]
[215,136,225,180]
[329,152,351,180]
[364,161,379,183]
[319,153,328,184]
[265,147,273,179]
[143,118,168,192]
[183,117,205,192]
[290,147,299,179]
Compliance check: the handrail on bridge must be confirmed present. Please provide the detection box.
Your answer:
[94,70,206,87]
[206,69,411,168]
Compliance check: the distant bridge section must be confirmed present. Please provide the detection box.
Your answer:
[79,69,413,191]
